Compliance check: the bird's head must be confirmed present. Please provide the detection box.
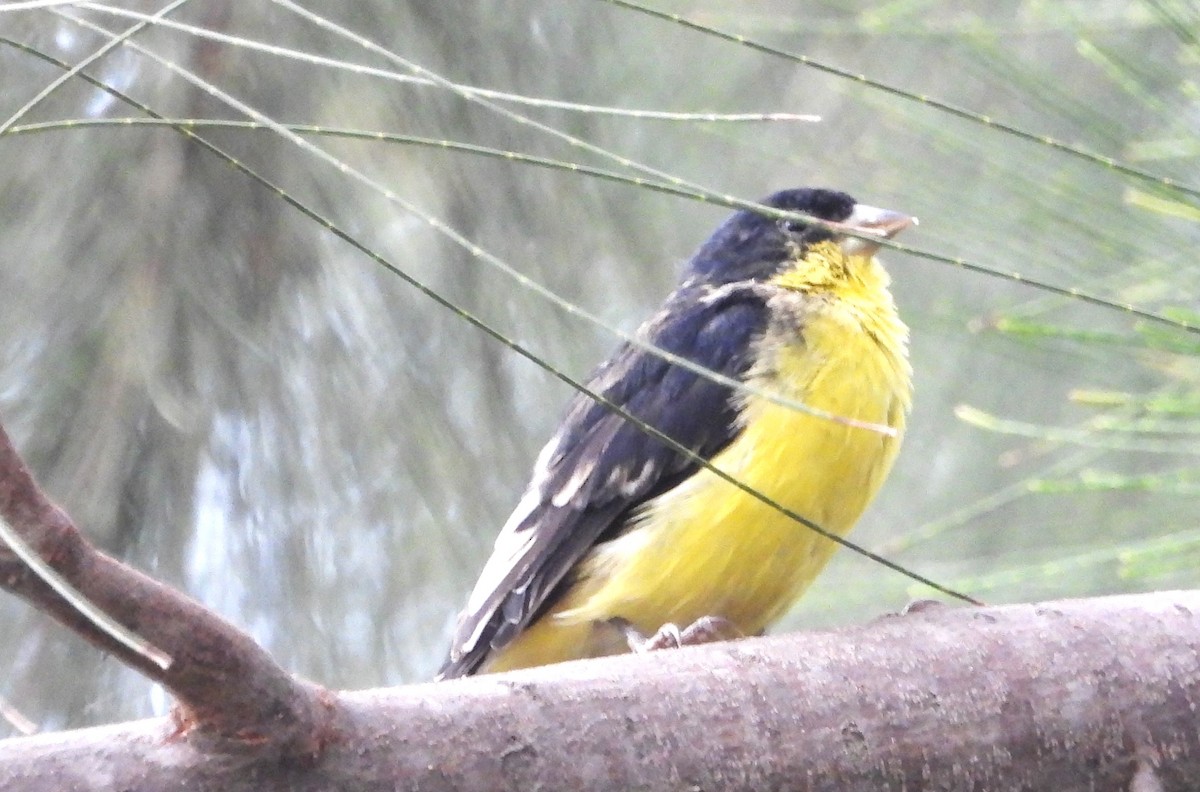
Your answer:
[683,187,913,290]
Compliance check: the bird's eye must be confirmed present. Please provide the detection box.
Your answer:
[777,218,807,235]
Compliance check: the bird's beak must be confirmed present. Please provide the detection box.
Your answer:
[837,204,915,257]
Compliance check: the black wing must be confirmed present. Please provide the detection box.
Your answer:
[439,282,772,678]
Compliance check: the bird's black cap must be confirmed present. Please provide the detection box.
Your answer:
[684,188,857,285]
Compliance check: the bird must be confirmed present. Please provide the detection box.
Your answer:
[438,187,913,679]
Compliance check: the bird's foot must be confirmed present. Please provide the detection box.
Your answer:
[606,615,744,653]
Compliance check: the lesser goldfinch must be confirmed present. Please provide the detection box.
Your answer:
[439,187,912,678]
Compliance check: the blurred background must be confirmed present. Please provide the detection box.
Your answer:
[1,1,1197,732]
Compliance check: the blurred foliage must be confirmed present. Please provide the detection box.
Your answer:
[0,0,1197,732]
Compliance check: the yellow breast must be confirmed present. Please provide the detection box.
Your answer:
[561,256,911,636]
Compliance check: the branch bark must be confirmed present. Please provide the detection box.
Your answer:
[3,416,1199,790]
[0,419,332,755]
[2,591,1198,790]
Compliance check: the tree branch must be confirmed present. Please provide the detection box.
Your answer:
[0,419,331,755]
[4,590,1200,790]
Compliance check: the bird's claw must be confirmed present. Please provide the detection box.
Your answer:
[607,615,744,653]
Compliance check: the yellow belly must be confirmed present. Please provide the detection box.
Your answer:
[485,298,910,673]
